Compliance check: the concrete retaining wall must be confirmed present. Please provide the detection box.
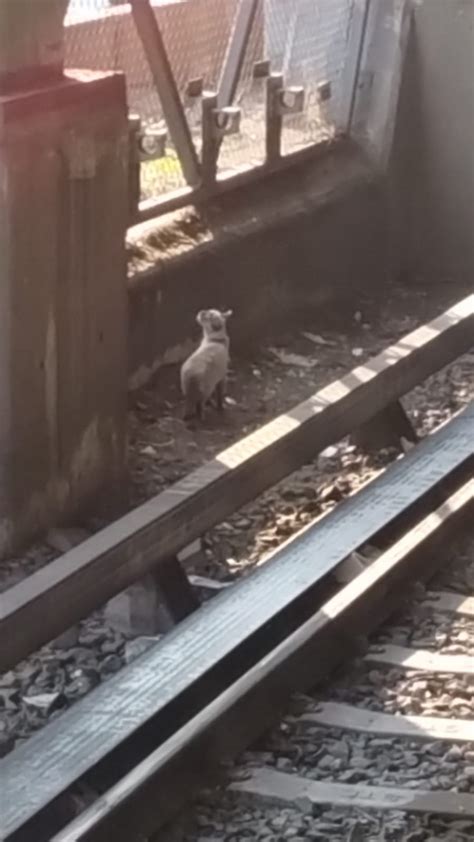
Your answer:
[389,0,474,286]
[0,71,128,557]
[127,142,387,388]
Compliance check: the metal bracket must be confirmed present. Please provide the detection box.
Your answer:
[317,80,332,103]
[276,85,305,116]
[137,127,167,162]
[253,59,271,79]
[211,106,241,139]
[186,77,204,99]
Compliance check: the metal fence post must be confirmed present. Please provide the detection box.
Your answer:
[265,72,284,163]
[201,92,219,187]
[339,0,373,133]
[130,0,201,187]
[128,113,142,221]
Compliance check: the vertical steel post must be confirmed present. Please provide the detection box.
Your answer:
[201,92,219,187]
[128,113,142,222]
[265,72,284,163]
[339,0,373,133]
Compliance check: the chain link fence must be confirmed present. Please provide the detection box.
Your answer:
[267,0,356,155]
[65,0,362,208]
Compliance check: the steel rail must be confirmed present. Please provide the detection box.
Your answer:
[51,478,474,841]
[4,408,472,842]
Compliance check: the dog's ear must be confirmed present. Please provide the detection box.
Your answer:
[222,309,233,320]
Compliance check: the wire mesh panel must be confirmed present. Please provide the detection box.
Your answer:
[65,0,363,208]
[215,1,267,175]
[181,0,251,175]
[65,1,188,197]
[265,0,357,155]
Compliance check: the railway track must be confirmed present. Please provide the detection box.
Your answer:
[167,544,474,842]
[46,476,474,842]
[48,479,473,842]
[0,296,472,842]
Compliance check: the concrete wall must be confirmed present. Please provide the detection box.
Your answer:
[127,142,388,388]
[0,71,129,557]
[389,0,474,286]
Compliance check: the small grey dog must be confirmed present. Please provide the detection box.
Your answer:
[180,308,233,420]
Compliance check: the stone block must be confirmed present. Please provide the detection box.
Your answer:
[104,554,200,636]
[104,576,172,637]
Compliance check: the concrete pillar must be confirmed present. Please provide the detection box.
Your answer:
[0,0,69,91]
[0,6,129,555]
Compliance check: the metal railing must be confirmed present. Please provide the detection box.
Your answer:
[65,0,370,223]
